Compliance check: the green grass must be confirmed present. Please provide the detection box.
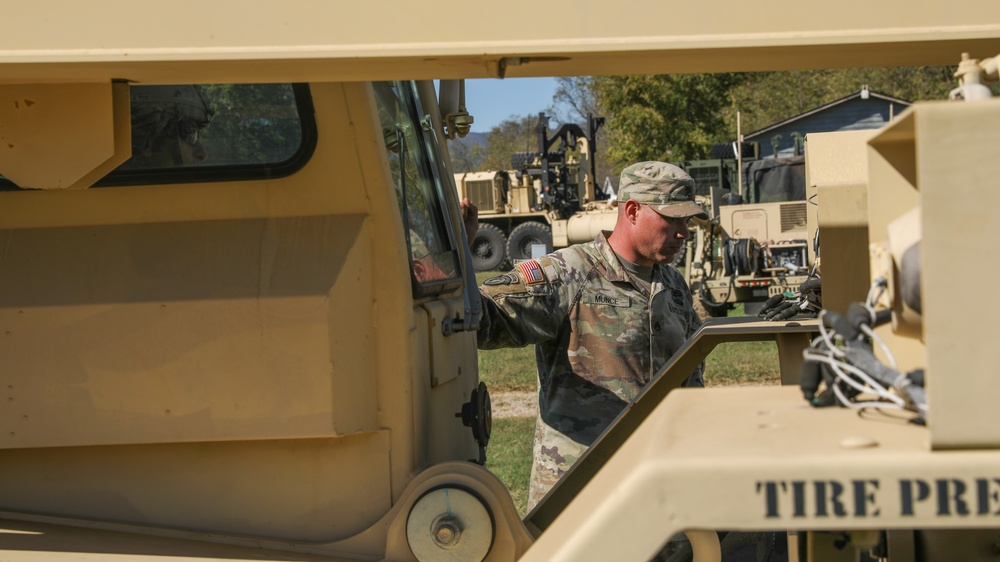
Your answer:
[705,342,780,386]
[484,417,535,517]
[479,347,536,392]
[475,269,781,516]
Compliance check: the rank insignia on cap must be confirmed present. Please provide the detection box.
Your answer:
[517,260,545,284]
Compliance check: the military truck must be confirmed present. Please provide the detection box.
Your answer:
[676,155,813,317]
[454,112,617,271]
[2,2,1000,562]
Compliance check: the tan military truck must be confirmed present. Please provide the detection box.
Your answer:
[677,156,814,317]
[454,112,616,271]
[1,2,999,561]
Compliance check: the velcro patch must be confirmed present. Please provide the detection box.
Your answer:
[518,260,546,284]
[484,273,518,286]
[671,289,686,307]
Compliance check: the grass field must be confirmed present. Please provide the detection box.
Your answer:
[475,270,782,516]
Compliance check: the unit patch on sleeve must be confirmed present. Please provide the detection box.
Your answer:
[517,260,546,284]
[484,273,518,286]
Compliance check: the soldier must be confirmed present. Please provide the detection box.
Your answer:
[471,161,707,509]
[128,85,215,168]
[410,231,451,283]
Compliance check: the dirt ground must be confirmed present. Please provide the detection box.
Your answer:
[491,391,537,418]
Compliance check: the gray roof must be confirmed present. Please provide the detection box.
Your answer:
[744,88,911,140]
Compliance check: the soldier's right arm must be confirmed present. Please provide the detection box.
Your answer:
[476,264,565,350]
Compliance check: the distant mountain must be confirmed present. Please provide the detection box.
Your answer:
[447,132,488,173]
[459,131,487,147]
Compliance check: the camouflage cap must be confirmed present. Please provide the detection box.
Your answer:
[618,161,708,220]
[409,231,431,260]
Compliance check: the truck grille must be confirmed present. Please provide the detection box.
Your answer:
[467,179,496,211]
[688,166,722,197]
[780,202,807,232]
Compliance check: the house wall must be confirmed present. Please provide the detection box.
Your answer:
[748,97,908,158]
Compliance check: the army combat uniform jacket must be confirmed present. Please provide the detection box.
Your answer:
[477,231,703,508]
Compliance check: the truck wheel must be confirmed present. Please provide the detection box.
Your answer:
[471,223,507,272]
[692,282,730,320]
[506,222,552,263]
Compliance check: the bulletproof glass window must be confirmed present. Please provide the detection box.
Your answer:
[0,83,316,190]
[373,81,461,294]
[108,83,315,184]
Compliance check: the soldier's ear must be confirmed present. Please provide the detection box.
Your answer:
[624,200,642,224]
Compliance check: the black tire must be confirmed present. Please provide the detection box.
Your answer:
[506,222,552,263]
[470,223,507,272]
[701,298,730,318]
[691,282,730,320]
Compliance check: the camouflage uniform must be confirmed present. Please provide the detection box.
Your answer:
[478,230,703,508]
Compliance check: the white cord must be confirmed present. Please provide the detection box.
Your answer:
[859,323,899,371]
[804,351,907,408]
[817,310,846,358]
[866,277,887,307]
[806,298,927,418]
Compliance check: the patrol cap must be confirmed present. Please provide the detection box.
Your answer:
[618,161,708,220]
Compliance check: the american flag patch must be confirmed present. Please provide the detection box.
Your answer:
[517,260,545,284]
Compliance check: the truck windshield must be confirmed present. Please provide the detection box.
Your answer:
[373,81,461,291]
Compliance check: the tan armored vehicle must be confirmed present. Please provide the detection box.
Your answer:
[1,2,999,561]
[677,156,813,317]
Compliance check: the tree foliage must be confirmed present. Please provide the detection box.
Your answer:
[449,137,485,173]
[551,76,615,188]
[451,66,964,183]
[551,76,601,125]
[199,84,302,163]
[593,73,747,169]
[724,67,958,134]
[479,114,541,171]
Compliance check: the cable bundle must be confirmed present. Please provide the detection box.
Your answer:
[799,279,927,424]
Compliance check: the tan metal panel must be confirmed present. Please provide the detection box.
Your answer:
[0,83,128,189]
[0,434,392,541]
[806,130,875,314]
[877,99,1000,449]
[867,112,929,375]
[1,1,998,82]
[521,386,1000,562]
[0,215,376,449]
[0,83,392,449]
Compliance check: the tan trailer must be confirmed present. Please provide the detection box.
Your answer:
[1,1,999,561]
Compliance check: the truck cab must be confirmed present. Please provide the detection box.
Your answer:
[0,73,530,560]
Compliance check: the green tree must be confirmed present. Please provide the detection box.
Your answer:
[550,76,615,191]
[199,84,302,163]
[449,137,485,173]
[480,114,541,171]
[593,73,747,170]
[725,67,958,134]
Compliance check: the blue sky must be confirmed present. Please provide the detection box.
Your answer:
[462,77,560,133]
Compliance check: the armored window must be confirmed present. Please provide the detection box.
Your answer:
[373,81,462,294]
[1,83,316,190]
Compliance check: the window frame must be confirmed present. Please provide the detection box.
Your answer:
[0,83,317,191]
[375,81,464,298]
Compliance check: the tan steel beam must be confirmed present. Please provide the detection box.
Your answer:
[1,1,999,83]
